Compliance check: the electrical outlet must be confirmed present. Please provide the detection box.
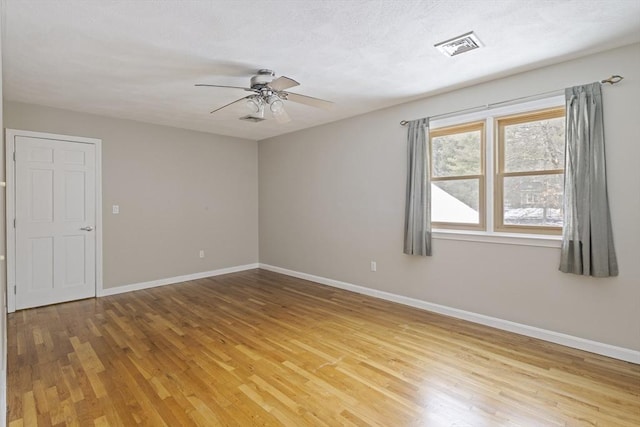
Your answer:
[112,205,119,214]
[199,250,205,258]
[370,261,377,272]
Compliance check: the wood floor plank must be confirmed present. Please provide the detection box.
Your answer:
[7,269,640,426]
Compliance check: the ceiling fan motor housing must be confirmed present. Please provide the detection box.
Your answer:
[250,69,275,88]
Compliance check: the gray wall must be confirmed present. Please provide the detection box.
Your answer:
[259,43,640,351]
[4,103,259,289]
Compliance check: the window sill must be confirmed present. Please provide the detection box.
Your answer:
[432,229,562,248]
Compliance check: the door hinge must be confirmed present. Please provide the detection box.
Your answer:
[14,285,16,295]
[13,218,16,228]
[13,151,15,162]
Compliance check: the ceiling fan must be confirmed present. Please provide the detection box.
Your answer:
[196,69,333,123]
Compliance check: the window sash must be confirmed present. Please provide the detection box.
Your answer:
[429,121,486,230]
[495,107,565,234]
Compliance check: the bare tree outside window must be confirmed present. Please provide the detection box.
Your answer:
[497,108,565,233]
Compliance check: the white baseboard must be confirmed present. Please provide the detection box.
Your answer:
[98,263,259,297]
[259,263,640,364]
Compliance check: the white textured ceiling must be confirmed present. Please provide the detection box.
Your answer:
[3,0,640,141]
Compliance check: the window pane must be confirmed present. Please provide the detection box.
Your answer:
[503,174,563,227]
[504,116,564,172]
[432,130,481,177]
[432,179,480,224]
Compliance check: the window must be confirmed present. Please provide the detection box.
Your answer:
[430,122,485,230]
[429,99,566,237]
[496,108,565,234]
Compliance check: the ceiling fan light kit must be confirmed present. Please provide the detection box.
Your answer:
[196,69,332,124]
[246,97,262,114]
[267,95,283,112]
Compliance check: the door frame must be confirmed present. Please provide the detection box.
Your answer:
[5,129,103,313]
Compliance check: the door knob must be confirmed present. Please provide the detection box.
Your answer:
[80,226,94,231]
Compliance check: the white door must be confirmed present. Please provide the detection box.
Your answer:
[14,136,96,310]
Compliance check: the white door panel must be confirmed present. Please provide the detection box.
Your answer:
[15,136,96,310]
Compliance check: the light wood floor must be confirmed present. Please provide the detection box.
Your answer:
[7,269,640,426]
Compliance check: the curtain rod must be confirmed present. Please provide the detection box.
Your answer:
[399,75,624,126]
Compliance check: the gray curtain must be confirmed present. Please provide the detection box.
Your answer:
[560,83,618,277]
[404,118,432,256]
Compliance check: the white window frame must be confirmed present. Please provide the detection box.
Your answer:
[429,95,565,248]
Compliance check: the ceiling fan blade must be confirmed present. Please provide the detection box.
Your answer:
[283,92,333,110]
[268,76,299,91]
[272,105,292,124]
[196,84,255,92]
[210,96,252,114]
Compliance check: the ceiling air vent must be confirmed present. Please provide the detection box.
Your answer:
[239,115,266,123]
[435,31,482,57]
